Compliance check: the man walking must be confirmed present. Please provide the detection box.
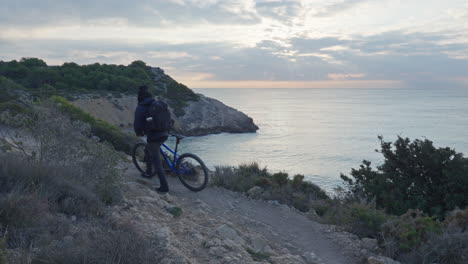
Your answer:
[134,85,170,193]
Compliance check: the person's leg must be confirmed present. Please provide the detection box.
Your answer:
[147,139,169,192]
[144,147,152,176]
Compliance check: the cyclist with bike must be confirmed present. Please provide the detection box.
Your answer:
[134,85,170,193]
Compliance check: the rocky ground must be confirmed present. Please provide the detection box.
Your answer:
[111,160,400,264]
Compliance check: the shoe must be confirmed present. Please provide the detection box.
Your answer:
[140,172,152,178]
[155,187,169,194]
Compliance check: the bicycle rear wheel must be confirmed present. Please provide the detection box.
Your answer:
[175,153,209,192]
[132,143,156,178]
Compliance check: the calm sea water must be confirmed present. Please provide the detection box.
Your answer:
[172,88,468,192]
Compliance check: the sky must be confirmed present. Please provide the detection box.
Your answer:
[1,0,467,89]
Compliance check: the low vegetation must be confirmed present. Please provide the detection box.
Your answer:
[1,102,122,204]
[0,102,162,263]
[1,80,139,155]
[212,162,329,212]
[32,222,159,264]
[313,201,389,238]
[49,95,138,154]
[212,136,468,264]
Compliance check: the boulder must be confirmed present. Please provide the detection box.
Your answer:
[302,252,325,264]
[204,238,223,248]
[249,236,273,254]
[215,224,245,245]
[361,238,378,250]
[270,254,306,264]
[247,186,264,198]
[368,256,401,264]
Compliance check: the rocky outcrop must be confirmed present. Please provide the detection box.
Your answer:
[72,93,258,136]
[173,94,258,136]
[70,66,258,136]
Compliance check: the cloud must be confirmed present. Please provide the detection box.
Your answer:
[328,73,365,80]
[0,1,467,89]
[2,28,468,89]
[255,0,302,23]
[148,51,195,59]
[312,0,369,17]
[0,0,261,27]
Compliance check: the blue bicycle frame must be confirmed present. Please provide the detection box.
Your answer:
[157,137,191,175]
[159,143,180,171]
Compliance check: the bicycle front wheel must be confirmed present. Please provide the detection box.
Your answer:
[175,153,209,192]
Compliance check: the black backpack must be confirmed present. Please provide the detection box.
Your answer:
[145,100,172,132]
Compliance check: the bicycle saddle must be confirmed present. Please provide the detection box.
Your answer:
[171,134,186,141]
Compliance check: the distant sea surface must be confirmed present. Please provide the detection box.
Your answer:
[173,88,468,192]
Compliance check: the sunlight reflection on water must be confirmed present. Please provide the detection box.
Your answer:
[173,88,468,192]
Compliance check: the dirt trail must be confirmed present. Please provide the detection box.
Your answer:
[170,179,359,264]
[123,162,363,264]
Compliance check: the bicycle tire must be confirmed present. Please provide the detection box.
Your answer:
[132,143,156,178]
[175,153,209,192]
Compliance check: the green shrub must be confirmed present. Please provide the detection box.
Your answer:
[165,206,183,217]
[291,174,305,188]
[309,199,332,217]
[317,202,389,238]
[300,181,329,200]
[341,136,468,218]
[348,204,388,238]
[0,76,26,99]
[165,80,199,102]
[211,163,330,213]
[212,163,269,192]
[164,80,199,117]
[272,172,288,186]
[0,59,156,95]
[382,210,442,253]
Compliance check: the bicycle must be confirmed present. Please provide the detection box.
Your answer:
[132,134,209,192]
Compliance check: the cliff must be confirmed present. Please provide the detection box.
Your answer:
[72,67,258,136]
[72,93,258,136]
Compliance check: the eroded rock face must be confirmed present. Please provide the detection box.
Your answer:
[174,94,258,136]
[72,94,258,136]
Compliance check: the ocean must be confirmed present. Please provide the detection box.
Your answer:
[172,88,468,192]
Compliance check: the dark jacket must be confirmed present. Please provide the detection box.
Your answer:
[134,97,169,142]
